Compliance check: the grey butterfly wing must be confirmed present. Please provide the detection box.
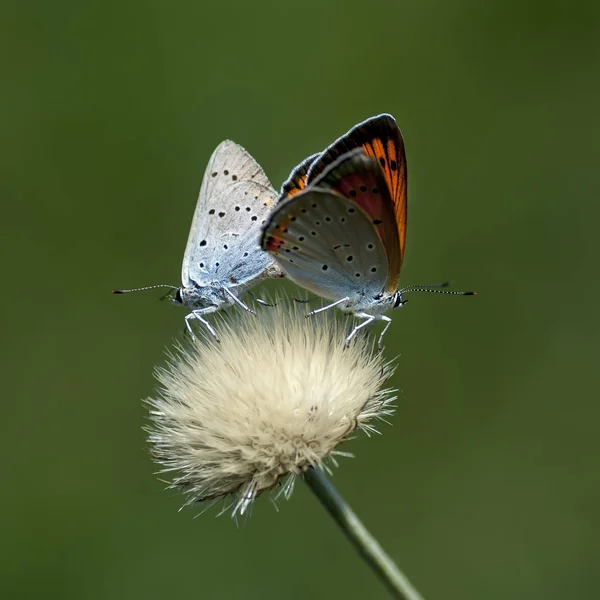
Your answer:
[261,188,389,302]
[184,179,277,287]
[182,140,274,286]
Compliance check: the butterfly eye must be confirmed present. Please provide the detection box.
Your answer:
[174,289,183,304]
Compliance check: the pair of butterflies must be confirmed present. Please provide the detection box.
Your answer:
[115,114,474,346]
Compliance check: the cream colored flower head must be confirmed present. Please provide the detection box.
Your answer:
[146,300,396,516]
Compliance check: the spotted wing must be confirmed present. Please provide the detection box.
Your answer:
[308,150,401,292]
[182,140,275,286]
[306,114,407,264]
[261,188,389,303]
[279,152,320,201]
[184,180,277,288]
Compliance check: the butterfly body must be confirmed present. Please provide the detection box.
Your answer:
[263,114,473,347]
[176,280,248,313]
[338,292,398,315]
[115,140,280,339]
[174,142,282,336]
[263,121,408,346]
[175,248,280,318]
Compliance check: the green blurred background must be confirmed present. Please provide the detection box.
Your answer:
[2,0,599,598]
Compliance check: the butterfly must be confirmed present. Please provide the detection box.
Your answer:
[114,140,281,339]
[262,114,475,347]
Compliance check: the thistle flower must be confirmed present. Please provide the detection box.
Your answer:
[146,300,396,516]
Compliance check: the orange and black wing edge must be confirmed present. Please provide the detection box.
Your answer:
[279,152,320,202]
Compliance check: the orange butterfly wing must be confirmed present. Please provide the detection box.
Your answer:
[360,132,407,264]
[309,150,401,292]
[306,114,407,268]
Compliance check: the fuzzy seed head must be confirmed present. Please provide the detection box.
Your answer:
[146,302,396,516]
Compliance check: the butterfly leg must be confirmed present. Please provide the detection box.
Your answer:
[306,297,350,318]
[222,287,256,315]
[185,310,220,342]
[345,312,376,347]
[293,294,318,304]
[377,316,392,350]
[247,290,276,307]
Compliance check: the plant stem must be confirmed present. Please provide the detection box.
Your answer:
[303,467,425,600]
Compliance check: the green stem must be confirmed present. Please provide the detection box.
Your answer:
[303,467,425,600]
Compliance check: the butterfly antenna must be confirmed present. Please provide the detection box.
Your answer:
[112,284,178,295]
[400,285,477,297]
[402,282,450,289]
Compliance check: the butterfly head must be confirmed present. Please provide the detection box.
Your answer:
[172,287,184,305]
[392,290,407,310]
[174,284,228,311]
[173,285,200,307]
[361,291,403,314]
